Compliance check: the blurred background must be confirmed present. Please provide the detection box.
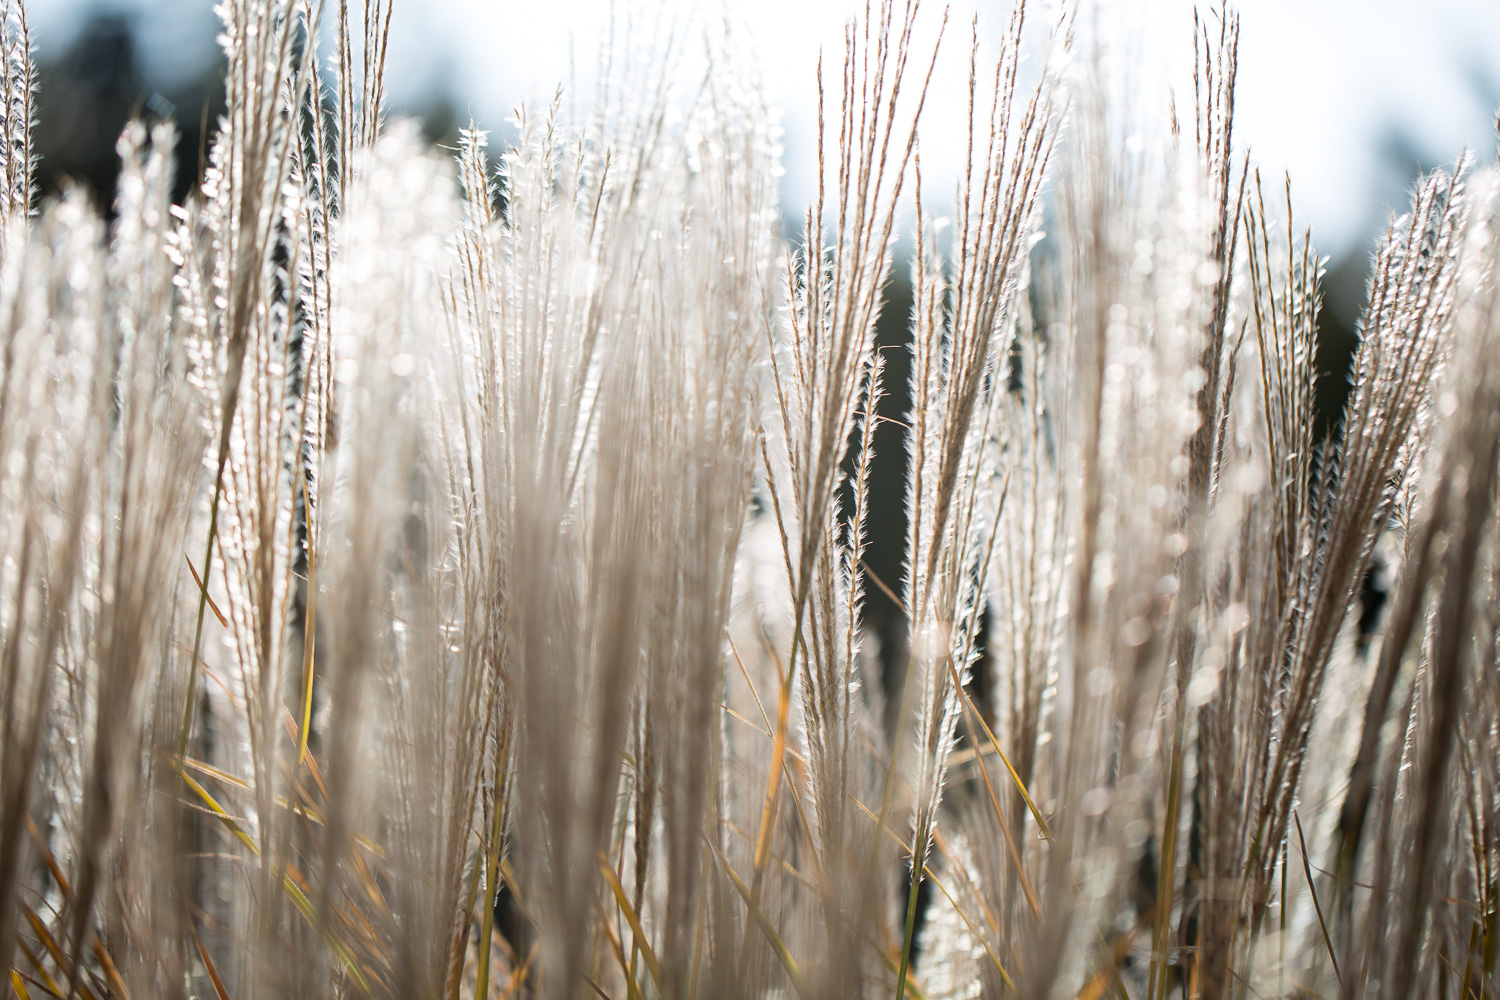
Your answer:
[20,0,1500,698]
[25,0,1500,250]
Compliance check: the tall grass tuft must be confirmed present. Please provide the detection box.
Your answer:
[2,0,1499,997]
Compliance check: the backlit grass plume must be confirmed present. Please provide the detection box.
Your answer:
[2,0,1499,997]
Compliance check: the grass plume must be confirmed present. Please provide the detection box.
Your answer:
[2,0,1500,998]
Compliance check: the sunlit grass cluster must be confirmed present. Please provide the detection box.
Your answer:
[2,0,1499,997]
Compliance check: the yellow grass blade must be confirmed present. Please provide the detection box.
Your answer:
[193,929,232,1000]
[598,854,664,991]
[703,836,808,1000]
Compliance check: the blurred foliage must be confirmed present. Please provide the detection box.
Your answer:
[32,8,465,210]
[34,12,223,208]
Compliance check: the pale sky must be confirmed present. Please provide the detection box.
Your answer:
[27,0,1500,258]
